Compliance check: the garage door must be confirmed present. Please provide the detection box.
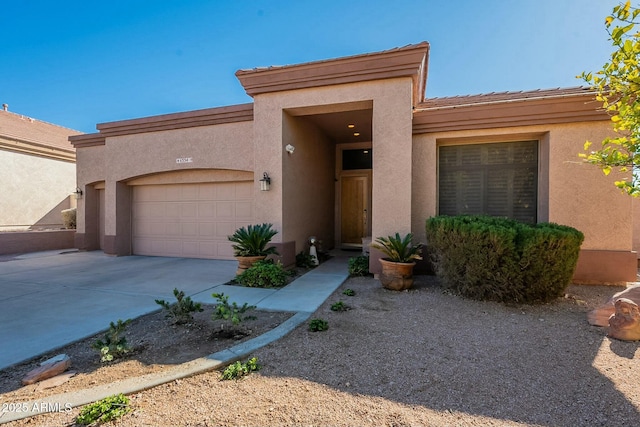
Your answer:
[132,181,253,259]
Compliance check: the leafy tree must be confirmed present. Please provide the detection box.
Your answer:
[581,1,640,196]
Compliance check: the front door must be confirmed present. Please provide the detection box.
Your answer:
[340,175,370,248]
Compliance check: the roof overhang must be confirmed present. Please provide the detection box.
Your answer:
[412,88,609,134]
[69,103,254,147]
[236,42,430,106]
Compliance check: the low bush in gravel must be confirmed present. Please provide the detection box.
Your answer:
[348,255,370,276]
[425,215,584,304]
[236,259,288,288]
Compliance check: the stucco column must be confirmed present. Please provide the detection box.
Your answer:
[252,94,285,238]
[369,82,414,273]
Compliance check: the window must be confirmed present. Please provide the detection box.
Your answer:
[438,141,538,224]
[342,148,372,170]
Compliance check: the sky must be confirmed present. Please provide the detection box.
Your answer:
[0,0,622,133]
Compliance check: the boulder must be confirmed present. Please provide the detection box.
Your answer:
[608,298,640,341]
[587,284,640,327]
[22,354,71,385]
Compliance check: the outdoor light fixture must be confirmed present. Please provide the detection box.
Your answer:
[347,124,355,128]
[260,172,271,191]
[285,144,295,154]
[353,132,360,137]
[73,187,83,199]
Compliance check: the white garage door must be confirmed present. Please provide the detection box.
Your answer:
[132,181,253,259]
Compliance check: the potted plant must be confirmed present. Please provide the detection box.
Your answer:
[371,232,423,290]
[228,223,279,275]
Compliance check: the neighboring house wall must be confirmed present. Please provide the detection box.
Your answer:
[0,149,75,230]
[0,109,81,233]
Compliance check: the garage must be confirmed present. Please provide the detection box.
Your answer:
[132,181,253,259]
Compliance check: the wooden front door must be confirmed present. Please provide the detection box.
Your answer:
[340,175,370,247]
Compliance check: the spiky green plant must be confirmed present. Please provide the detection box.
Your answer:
[228,223,279,257]
[371,233,423,263]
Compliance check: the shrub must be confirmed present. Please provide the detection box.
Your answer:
[342,288,356,296]
[348,256,370,276]
[308,318,329,332]
[155,288,203,324]
[212,293,256,327]
[296,251,317,268]
[221,357,261,380]
[425,215,584,304]
[61,208,76,229]
[236,259,288,288]
[330,301,350,311]
[76,394,131,425]
[91,319,131,362]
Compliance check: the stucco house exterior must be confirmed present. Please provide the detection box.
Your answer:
[69,42,638,284]
[0,105,80,231]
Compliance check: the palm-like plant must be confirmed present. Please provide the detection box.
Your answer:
[371,232,423,263]
[228,223,279,257]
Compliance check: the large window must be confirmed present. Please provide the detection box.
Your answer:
[438,140,538,224]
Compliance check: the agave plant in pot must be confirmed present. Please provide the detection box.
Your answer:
[228,223,279,275]
[371,232,423,291]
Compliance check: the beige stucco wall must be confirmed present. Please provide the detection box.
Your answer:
[252,78,414,251]
[633,196,640,259]
[76,121,253,238]
[282,113,335,252]
[411,120,632,252]
[0,150,75,230]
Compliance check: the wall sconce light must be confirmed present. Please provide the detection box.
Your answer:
[285,144,295,154]
[73,187,83,199]
[259,172,271,191]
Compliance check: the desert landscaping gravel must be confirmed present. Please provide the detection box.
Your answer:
[1,274,639,427]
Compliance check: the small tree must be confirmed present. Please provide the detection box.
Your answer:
[580,1,640,196]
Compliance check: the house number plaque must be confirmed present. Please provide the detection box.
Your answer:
[176,157,193,164]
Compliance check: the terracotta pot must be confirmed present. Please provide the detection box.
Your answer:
[235,255,266,275]
[379,258,416,291]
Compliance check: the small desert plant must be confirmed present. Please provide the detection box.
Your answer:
[228,223,279,257]
[296,251,317,268]
[371,233,423,263]
[92,319,131,362]
[76,394,131,425]
[212,293,256,327]
[155,288,203,324]
[342,288,356,296]
[221,357,261,380]
[308,318,329,332]
[236,259,288,288]
[61,208,76,229]
[330,301,349,311]
[348,255,370,276]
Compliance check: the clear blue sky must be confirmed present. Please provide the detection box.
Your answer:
[0,0,620,133]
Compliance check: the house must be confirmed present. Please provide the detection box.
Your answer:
[0,105,81,231]
[69,42,638,284]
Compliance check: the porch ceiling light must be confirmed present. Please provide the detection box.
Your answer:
[347,124,355,128]
[353,132,360,137]
[285,144,295,154]
[260,172,271,191]
[73,187,83,199]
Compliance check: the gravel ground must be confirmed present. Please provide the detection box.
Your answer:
[2,275,639,427]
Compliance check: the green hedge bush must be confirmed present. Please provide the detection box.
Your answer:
[425,215,584,304]
[236,259,288,288]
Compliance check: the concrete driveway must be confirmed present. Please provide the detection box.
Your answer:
[0,250,238,370]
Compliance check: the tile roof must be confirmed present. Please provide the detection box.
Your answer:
[0,109,81,152]
[417,86,598,109]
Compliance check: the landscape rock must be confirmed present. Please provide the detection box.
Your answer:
[35,371,77,391]
[607,298,640,341]
[22,354,71,385]
[587,284,640,327]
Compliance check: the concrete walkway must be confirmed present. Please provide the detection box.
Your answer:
[0,250,351,424]
[0,250,350,371]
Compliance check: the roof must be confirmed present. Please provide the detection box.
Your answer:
[0,109,81,162]
[413,87,608,133]
[236,42,429,104]
[417,87,598,109]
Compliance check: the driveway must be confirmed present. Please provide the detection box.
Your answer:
[0,250,237,370]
